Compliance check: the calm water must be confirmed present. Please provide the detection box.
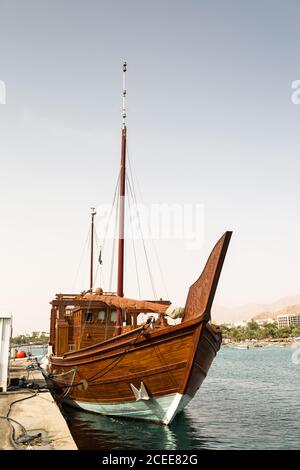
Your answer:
[17,344,48,358]
[62,346,300,450]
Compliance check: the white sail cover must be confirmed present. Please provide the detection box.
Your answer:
[164,305,185,319]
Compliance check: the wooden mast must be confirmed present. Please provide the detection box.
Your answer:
[90,207,96,291]
[116,61,127,335]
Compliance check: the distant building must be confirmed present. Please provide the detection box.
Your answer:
[233,321,247,327]
[277,313,300,328]
[221,320,248,328]
[255,318,276,326]
[221,322,234,328]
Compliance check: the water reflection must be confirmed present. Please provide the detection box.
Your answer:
[61,347,300,450]
[63,404,211,450]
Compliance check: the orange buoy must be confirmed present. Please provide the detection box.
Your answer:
[16,350,27,358]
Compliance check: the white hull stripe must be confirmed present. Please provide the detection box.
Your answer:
[64,393,191,425]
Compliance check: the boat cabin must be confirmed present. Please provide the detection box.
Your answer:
[49,292,171,356]
[69,305,138,350]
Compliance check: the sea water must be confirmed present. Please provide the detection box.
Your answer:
[62,346,300,450]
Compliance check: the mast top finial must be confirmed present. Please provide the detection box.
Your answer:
[90,207,96,216]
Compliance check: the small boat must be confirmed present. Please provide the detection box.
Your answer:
[45,63,232,425]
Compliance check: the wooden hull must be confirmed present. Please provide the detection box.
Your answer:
[46,231,231,424]
[46,319,221,425]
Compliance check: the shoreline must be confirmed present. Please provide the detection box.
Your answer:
[222,338,300,348]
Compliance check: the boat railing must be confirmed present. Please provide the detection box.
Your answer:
[55,292,118,300]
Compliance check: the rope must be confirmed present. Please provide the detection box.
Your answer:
[0,416,27,435]
[48,368,77,378]
[60,368,77,399]
[125,177,142,298]
[72,173,119,294]
[126,172,157,299]
[109,185,120,291]
[1,390,39,449]
[102,173,120,251]
[78,175,118,343]
[71,226,91,291]
[92,230,100,289]
[48,368,77,400]
[86,325,147,384]
[127,145,169,299]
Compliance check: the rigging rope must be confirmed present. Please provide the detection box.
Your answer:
[92,229,105,290]
[91,173,120,292]
[71,143,167,300]
[109,184,120,292]
[100,173,120,256]
[86,325,146,384]
[125,177,142,298]
[126,173,157,299]
[71,226,91,291]
[127,146,169,299]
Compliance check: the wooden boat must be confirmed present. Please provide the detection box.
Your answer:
[45,63,232,425]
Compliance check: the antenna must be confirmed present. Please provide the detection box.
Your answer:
[122,61,127,128]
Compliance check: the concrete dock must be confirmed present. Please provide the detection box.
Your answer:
[0,358,77,450]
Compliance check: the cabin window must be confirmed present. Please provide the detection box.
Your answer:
[110,310,117,323]
[85,311,93,322]
[98,310,106,322]
[123,311,131,326]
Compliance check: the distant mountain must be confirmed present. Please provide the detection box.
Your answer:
[211,294,300,324]
[253,310,276,321]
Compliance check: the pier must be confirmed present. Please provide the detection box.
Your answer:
[0,357,77,450]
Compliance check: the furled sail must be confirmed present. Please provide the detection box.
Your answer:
[82,293,169,314]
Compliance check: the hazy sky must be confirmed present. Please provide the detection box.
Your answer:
[1,0,300,334]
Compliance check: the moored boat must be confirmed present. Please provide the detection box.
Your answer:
[45,63,232,425]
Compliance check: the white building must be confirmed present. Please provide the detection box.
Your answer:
[277,313,300,328]
[233,321,247,327]
[255,318,276,326]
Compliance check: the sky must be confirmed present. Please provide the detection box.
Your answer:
[1,0,300,334]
